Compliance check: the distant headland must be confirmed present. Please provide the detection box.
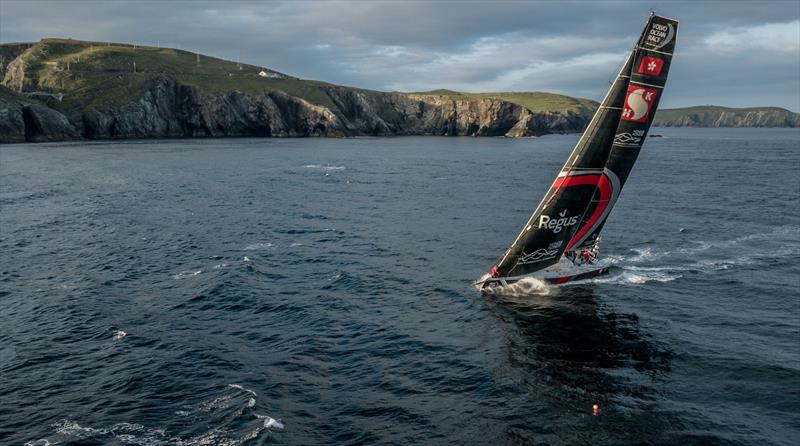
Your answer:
[1,39,797,143]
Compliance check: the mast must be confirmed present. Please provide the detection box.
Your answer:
[490,14,678,279]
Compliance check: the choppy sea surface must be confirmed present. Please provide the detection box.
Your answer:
[1,128,798,445]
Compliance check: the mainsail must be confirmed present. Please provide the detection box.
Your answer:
[490,13,678,280]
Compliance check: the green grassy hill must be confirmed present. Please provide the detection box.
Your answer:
[1,38,378,113]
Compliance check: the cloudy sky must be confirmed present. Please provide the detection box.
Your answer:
[2,0,798,110]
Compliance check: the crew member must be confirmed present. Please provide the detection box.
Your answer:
[580,249,593,263]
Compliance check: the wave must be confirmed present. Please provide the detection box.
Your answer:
[25,384,283,446]
[616,225,800,264]
[242,242,306,251]
[592,269,682,285]
[172,270,203,279]
[243,242,273,251]
[303,164,345,171]
[257,415,284,430]
[226,383,256,396]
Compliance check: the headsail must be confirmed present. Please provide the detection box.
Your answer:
[489,14,678,280]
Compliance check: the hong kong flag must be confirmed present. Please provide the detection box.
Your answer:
[637,56,664,76]
[621,85,658,123]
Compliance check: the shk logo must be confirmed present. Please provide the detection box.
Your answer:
[539,209,579,233]
[622,86,658,123]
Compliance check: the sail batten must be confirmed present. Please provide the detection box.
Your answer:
[490,14,678,279]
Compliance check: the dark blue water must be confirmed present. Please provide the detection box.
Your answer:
[1,128,798,445]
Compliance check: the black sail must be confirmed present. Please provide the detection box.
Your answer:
[491,14,678,279]
[569,15,678,252]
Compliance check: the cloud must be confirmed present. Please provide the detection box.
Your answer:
[705,20,800,53]
[1,0,798,110]
[379,33,629,96]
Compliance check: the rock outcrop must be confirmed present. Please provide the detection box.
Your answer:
[22,103,79,142]
[1,86,79,143]
[0,99,27,143]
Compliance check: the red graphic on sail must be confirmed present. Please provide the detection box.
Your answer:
[637,56,664,76]
[549,173,614,251]
[621,85,658,123]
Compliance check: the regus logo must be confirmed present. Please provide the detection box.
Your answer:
[539,209,578,233]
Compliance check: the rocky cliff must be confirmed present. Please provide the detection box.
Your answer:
[652,106,800,127]
[0,79,590,143]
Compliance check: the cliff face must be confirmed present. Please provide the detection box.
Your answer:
[1,75,590,143]
[653,106,800,127]
[1,86,80,142]
[0,89,28,143]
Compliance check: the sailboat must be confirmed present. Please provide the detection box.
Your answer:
[480,13,678,290]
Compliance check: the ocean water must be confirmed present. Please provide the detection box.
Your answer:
[1,128,798,445]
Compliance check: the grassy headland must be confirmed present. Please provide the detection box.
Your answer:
[416,89,598,114]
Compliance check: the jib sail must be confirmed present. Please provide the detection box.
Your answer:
[490,13,678,279]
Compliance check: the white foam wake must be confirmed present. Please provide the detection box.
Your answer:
[612,225,800,264]
[474,273,553,297]
[257,415,284,430]
[592,269,681,285]
[475,226,799,292]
